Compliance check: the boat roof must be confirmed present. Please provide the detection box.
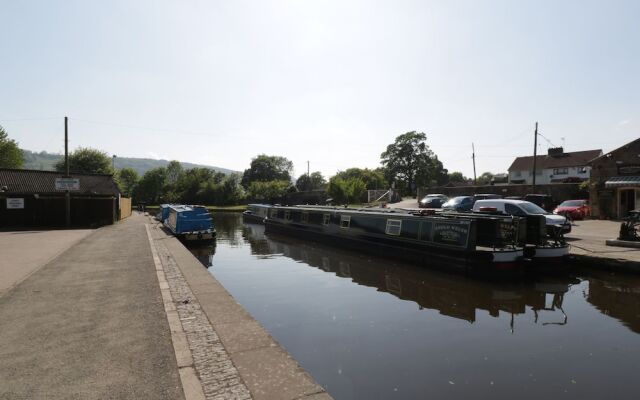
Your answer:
[168,204,209,212]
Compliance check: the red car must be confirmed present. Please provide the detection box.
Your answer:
[553,200,591,220]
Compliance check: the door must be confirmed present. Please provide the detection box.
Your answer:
[619,189,636,218]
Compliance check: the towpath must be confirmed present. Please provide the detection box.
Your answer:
[0,213,331,400]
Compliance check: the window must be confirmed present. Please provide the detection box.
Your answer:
[323,214,331,225]
[301,212,309,223]
[553,168,568,175]
[385,219,402,236]
[578,166,587,173]
[515,171,522,177]
[340,215,350,228]
[270,208,278,218]
[284,211,291,221]
[505,204,526,216]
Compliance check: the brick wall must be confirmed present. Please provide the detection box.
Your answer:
[417,183,587,203]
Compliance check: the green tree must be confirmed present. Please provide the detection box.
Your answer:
[55,147,113,174]
[133,167,167,204]
[174,168,225,204]
[295,171,327,191]
[165,160,184,185]
[241,154,293,188]
[448,171,467,184]
[327,176,367,205]
[476,172,494,185]
[247,180,291,202]
[0,126,24,168]
[333,168,387,190]
[117,167,139,197]
[380,132,446,195]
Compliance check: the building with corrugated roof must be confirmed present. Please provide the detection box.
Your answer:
[0,168,121,227]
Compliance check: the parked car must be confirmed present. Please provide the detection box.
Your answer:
[473,193,503,202]
[473,199,571,235]
[418,194,448,208]
[524,194,556,212]
[553,199,591,220]
[442,196,474,212]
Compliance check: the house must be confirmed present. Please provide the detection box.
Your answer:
[0,168,121,227]
[507,147,603,185]
[589,138,640,219]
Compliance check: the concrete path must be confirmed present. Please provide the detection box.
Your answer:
[0,214,184,399]
[0,229,93,294]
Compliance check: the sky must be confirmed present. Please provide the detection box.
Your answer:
[1,0,639,179]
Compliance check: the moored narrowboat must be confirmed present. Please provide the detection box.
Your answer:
[156,204,172,223]
[165,205,216,242]
[264,205,528,274]
[242,204,272,224]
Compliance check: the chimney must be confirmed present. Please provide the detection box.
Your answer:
[548,147,564,157]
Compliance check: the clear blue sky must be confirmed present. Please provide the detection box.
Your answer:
[1,0,638,178]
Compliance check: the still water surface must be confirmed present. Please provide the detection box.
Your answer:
[189,213,640,399]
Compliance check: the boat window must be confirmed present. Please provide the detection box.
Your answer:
[323,214,330,225]
[340,215,351,228]
[386,219,402,236]
[270,208,278,218]
[285,211,291,221]
[301,212,309,223]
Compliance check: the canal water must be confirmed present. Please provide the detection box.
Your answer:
[189,212,640,400]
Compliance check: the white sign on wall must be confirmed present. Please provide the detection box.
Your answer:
[55,178,80,191]
[6,198,24,209]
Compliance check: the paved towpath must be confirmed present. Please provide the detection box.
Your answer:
[0,213,184,399]
[566,219,640,268]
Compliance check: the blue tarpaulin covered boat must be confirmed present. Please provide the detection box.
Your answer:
[165,205,215,242]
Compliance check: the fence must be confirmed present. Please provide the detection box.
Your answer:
[120,197,132,220]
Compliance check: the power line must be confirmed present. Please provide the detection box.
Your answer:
[0,117,60,122]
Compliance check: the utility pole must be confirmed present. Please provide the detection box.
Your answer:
[307,160,310,177]
[65,116,70,227]
[112,154,117,171]
[532,122,538,192]
[472,143,477,185]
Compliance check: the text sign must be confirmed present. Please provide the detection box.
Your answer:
[6,198,24,209]
[55,178,80,191]
[432,220,471,249]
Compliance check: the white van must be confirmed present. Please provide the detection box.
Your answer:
[472,199,571,235]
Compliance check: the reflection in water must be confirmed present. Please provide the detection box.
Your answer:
[586,272,640,334]
[192,213,640,400]
[240,222,578,332]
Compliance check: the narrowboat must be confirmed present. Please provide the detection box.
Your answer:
[156,204,172,223]
[242,204,272,224]
[264,205,528,273]
[165,205,216,242]
[439,209,569,265]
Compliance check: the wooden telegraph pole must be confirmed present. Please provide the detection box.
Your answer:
[532,122,538,192]
[472,143,477,185]
[65,116,71,227]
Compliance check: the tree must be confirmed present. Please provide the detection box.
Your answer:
[117,167,139,197]
[241,155,293,188]
[295,171,327,191]
[380,132,446,195]
[247,180,291,202]
[448,171,467,184]
[165,160,184,186]
[327,176,367,205]
[476,172,494,185]
[333,168,387,190]
[55,147,113,174]
[133,167,167,204]
[0,126,24,168]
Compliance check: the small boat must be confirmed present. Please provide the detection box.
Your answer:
[242,204,272,224]
[156,204,172,223]
[165,205,216,242]
[264,205,528,274]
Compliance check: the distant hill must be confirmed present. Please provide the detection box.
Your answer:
[21,149,237,175]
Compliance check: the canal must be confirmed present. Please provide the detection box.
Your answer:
[189,212,640,400]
